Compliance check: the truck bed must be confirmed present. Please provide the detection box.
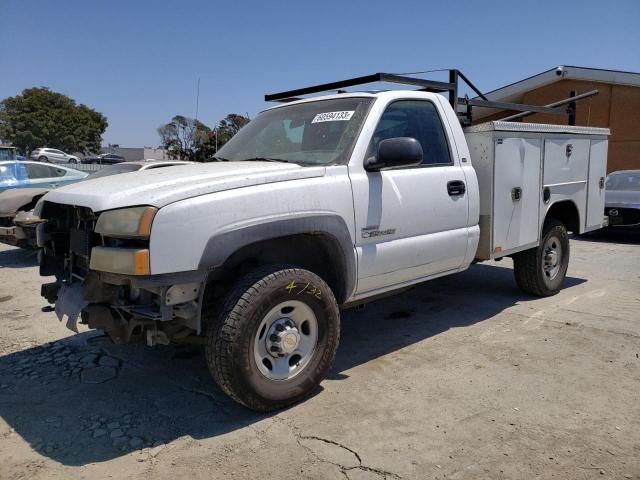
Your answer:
[464,121,609,261]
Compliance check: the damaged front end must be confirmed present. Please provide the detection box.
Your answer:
[38,201,206,346]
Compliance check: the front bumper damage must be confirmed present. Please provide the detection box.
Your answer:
[38,201,207,346]
[42,270,207,345]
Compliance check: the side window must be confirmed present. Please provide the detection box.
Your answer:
[25,163,63,179]
[369,100,452,166]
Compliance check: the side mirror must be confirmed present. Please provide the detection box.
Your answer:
[365,137,423,171]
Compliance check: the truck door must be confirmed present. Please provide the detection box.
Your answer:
[349,99,470,295]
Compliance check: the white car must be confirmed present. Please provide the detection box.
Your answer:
[30,148,80,164]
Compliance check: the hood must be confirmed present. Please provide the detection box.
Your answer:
[605,189,640,209]
[0,188,50,216]
[43,161,325,212]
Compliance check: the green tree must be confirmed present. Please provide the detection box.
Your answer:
[157,115,212,161]
[158,113,250,162]
[0,87,108,154]
[215,113,250,147]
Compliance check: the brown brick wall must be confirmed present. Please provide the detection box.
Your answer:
[475,79,640,173]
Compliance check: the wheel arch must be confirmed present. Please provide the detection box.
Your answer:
[198,215,356,304]
[544,200,581,233]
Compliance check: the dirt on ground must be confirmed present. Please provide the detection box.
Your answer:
[0,232,638,480]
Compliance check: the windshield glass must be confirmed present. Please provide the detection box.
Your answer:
[606,171,640,191]
[215,97,373,165]
[0,149,17,161]
[87,164,141,179]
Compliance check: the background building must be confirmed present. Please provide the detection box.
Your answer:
[100,146,169,161]
[473,66,640,173]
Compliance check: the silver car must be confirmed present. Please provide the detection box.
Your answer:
[30,147,80,164]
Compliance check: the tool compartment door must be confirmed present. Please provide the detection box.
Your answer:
[492,137,541,254]
[585,139,608,231]
[542,138,590,233]
[543,139,590,185]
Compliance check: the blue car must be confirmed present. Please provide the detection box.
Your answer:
[0,160,88,193]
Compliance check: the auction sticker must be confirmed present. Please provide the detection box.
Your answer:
[311,111,354,123]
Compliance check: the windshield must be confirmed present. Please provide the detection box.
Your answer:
[87,163,141,179]
[215,97,373,166]
[0,149,17,161]
[606,171,640,191]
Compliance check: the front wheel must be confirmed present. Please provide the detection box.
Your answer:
[205,265,340,411]
[513,219,570,297]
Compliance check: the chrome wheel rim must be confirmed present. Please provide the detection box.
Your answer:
[542,234,562,280]
[253,300,318,381]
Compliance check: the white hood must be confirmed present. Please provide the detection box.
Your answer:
[43,162,325,212]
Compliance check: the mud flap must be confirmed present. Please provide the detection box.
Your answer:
[55,283,88,333]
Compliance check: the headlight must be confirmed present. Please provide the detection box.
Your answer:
[95,206,157,238]
[90,247,150,275]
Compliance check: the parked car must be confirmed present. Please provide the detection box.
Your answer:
[0,161,87,194]
[82,153,126,164]
[605,170,640,230]
[0,146,18,161]
[30,148,80,164]
[0,161,192,248]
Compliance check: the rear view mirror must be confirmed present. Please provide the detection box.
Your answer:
[365,137,423,171]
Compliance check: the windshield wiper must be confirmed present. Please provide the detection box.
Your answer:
[241,157,292,163]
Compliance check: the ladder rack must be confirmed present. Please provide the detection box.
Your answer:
[264,69,598,127]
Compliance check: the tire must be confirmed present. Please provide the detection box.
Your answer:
[68,158,78,164]
[513,219,569,297]
[38,156,48,162]
[204,264,340,411]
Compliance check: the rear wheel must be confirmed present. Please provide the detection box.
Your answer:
[205,265,340,411]
[38,156,48,162]
[513,219,570,297]
[68,158,78,164]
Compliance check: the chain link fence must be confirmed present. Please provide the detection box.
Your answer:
[67,163,109,173]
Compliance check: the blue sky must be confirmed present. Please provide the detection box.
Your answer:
[2,0,638,147]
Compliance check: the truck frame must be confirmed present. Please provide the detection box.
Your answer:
[35,70,608,410]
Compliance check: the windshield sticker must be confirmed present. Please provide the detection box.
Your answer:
[311,111,355,123]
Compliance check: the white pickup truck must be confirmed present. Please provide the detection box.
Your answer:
[35,72,608,411]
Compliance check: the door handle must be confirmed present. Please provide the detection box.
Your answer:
[447,180,466,196]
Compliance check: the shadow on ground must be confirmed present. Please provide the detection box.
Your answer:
[574,229,640,245]
[0,262,586,465]
[0,246,38,268]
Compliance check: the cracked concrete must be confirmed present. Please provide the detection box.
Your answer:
[0,232,639,479]
[296,434,401,479]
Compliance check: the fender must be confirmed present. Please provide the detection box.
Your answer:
[198,214,357,300]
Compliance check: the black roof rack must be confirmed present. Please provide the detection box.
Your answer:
[265,69,598,126]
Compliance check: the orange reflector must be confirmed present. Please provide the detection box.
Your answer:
[494,246,502,253]
[133,249,150,275]
[138,207,158,237]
